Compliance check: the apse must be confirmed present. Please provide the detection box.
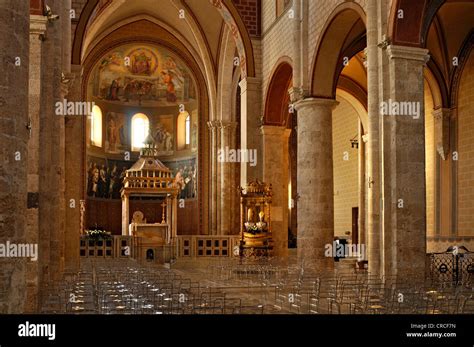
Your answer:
[84,42,199,235]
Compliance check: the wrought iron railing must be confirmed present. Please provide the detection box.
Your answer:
[429,246,474,284]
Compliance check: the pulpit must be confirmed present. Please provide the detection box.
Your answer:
[239,180,274,257]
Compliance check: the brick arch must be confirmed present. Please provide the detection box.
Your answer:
[264,60,293,126]
[388,0,446,48]
[310,2,366,99]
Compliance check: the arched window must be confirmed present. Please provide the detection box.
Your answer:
[131,113,150,151]
[90,105,102,147]
[185,114,191,145]
[177,111,190,150]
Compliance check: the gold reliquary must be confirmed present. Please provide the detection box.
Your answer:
[239,179,273,256]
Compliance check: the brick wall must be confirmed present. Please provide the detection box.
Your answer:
[262,0,276,32]
[457,50,474,237]
[261,2,294,110]
[30,0,43,15]
[232,0,261,37]
[333,97,359,237]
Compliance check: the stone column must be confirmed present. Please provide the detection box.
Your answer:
[37,0,67,284]
[25,14,48,313]
[219,121,237,235]
[239,77,262,185]
[122,195,130,236]
[366,0,382,275]
[64,64,81,273]
[294,98,338,271]
[384,45,429,276]
[261,126,291,258]
[0,0,29,313]
[209,120,239,235]
[172,194,178,258]
[207,121,218,235]
[357,127,367,248]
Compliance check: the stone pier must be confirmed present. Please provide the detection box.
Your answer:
[0,0,30,313]
[261,126,291,258]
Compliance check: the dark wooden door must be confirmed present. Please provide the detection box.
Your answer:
[352,207,359,245]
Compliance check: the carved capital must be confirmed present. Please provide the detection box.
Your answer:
[433,108,451,160]
[60,72,76,99]
[30,15,48,40]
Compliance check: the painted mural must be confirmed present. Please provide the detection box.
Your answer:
[88,44,196,106]
[87,156,197,200]
[105,112,128,153]
[168,158,198,200]
[150,115,174,155]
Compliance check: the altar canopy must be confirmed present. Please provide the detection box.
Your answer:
[121,143,179,253]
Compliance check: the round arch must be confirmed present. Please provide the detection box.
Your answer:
[264,59,293,126]
[336,89,368,132]
[310,2,366,98]
[81,20,211,234]
[71,0,256,77]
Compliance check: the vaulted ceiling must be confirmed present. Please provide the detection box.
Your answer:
[81,0,225,73]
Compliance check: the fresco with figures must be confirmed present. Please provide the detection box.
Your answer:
[87,44,196,106]
[87,156,197,200]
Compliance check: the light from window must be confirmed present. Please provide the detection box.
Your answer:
[131,113,150,151]
[91,105,102,147]
[185,114,191,145]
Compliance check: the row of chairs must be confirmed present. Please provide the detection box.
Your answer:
[41,258,474,314]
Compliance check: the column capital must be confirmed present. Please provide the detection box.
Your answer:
[432,108,451,160]
[207,120,237,130]
[387,45,430,64]
[60,72,76,99]
[260,125,291,138]
[30,15,48,39]
[288,87,306,103]
[432,108,452,120]
[294,97,339,111]
[239,77,261,93]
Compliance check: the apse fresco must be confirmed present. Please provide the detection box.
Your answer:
[105,112,129,154]
[87,157,128,199]
[87,156,197,200]
[88,44,196,106]
[150,115,174,155]
[167,158,197,200]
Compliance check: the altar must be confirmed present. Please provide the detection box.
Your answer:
[121,139,179,263]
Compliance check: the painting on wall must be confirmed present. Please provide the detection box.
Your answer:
[86,156,131,199]
[166,157,198,200]
[105,112,128,154]
[151,115,174,156]
[88,44,196,107]
[86,156,198,200]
